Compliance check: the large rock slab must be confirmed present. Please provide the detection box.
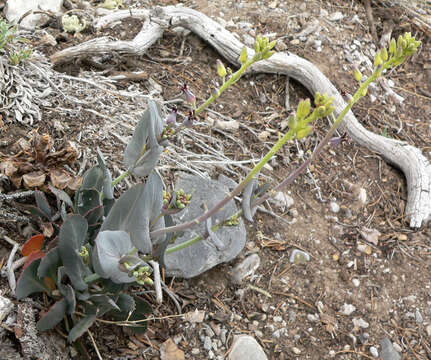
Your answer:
[164,173,246,278]
[5,0,64,30]
[228,335,267,360]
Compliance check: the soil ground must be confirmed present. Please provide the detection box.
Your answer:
[1,0,431,359]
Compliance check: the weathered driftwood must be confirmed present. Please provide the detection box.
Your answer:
[50,6,431,228]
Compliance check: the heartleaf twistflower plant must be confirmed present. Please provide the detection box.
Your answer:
[14,33,420,345]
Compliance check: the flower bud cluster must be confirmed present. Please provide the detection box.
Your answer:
[287,93,335,140]
[162,189,192,214]
[118,254,153,285]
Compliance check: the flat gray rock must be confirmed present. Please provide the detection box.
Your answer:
[380,338,401,360]
[164,173,246,278]
[5,0,64,29]
[228,335,267,360]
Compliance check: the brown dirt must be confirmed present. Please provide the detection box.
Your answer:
[1,0,431,359]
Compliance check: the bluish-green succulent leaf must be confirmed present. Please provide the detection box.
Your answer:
[92,230,136,284]
[48,184,74,208]
[34,190,52,221]
[37,298,67,331]
[89,294,120,316]
[58,283,76,315]
[97,147,114,200]
[58,215,88,291]
[152,214,174,269]
[38,247,60,281]
[114,293,136,316]
[16,259,50,300]
[101,172,164,253]
[130,145,163,177]
[242,177,259,222]
[81,166,104,192]
[76,189,102,218]
[123,100,164,171]
[67,308,97,343]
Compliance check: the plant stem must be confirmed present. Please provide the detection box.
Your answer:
[149,129,295,239]
[111,169,130,187]
[163,61,391,253]
[253,65,385,207]
[195,55,258,116]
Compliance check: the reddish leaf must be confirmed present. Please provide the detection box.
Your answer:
[23,250,45,270]
[21,234,44,256]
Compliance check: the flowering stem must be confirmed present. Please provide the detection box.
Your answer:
[149,129,295,239]
[161,57,393,252]
[252,63,388,207]
[111,169,130,187]
[194,54,259,116]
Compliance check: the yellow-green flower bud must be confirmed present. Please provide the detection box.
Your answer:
[360,88,368,96]
[381,47,388,61]
[240,47,248,64]
[296,125,313,139]
[287,114,297,131]
[268,39,276,50]
[321,105,335,118]
[296,99,311,119]
[262,50,275,60]
[254,36,261,53]
[374,53,382,67]
[316,106,326,117]
[353,68,363,82]
[401,39,407,50]
[389,38,396,55]
[397,35,403,49]
[314,92,322,105]
[216,59,227,77]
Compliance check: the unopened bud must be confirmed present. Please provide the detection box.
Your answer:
[166,107,177,126]
[216,59,227,78]
[296,125,313,139]
[262,50,275,60]
[296,98,311,119]
[254,36,261,53]
[381,47,388,61]
[183,116,194,128]
[181,84,196,105]
[374,53,382,67]
[240,47,248,64]
[389,38,396,55]
[353,68,363,82]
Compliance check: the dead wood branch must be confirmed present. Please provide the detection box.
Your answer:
[50,6,431,228]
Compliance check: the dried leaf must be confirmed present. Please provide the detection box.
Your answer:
[50,169,71,190]
[33,133,53,160]
[360,227,381,246]
[67,176,82,191]
[0,160,18,176]
[40,222,54,238]
[21,234,44,256]
[10,175,22,188]
[23,171,46,188]
[159,338,185,360]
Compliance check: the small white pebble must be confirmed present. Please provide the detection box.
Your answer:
[392,342,402,353]
[292,347,301,355]
[329,201,340,213]
[273,316,283,322]
[352,278,360,287]
[369,346,379,358]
